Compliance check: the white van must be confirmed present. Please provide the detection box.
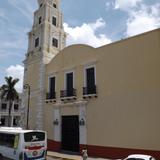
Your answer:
[0,127,47,160]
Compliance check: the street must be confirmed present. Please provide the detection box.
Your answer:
[47,156,62,160]
[46,156,109,160]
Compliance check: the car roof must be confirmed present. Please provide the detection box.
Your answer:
[127,154,153,160]
[0,127,45,134]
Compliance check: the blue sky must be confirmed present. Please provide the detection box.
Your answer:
[0,0,160,92]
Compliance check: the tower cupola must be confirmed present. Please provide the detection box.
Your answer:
[25,0,66,64]
[38,0,60,9]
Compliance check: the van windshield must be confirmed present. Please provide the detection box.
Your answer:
[24,132,45,142]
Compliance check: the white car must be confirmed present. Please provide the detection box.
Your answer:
[124,154,156,160]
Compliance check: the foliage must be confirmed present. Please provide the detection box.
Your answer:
[0,76,19,127]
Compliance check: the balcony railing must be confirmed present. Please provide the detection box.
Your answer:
[83,85,97,95]
[60,88,76,98]
[1,108,7,111]
[0,109,7,113]
[0,108,20,113]
[46,92,56,100]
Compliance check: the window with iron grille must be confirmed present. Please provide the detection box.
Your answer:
[14,104,19,110]
[53,3,57,8]
[84,67,96,95]
[52,38,58,47]
[1,103,7,110]
[48,76,56,99]
[13,118,18,126]
[52,17,56,26]
[39,16,42,24]
[0,117,5,126]
[35,37,39,47]
[66,72,74,96]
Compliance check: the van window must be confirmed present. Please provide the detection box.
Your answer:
[24,132,45,142]
[0,133,16,148]
[14,135,19,149]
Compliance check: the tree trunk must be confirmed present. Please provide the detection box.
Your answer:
[8,100,13,127]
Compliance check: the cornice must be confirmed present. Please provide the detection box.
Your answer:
[54,100,88,108]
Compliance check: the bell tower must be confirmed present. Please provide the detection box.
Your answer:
[27,0,66,63]
[22,0,66,130]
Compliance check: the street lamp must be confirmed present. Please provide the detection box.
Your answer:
[23,84,30,129]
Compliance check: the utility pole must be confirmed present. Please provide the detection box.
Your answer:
[23,84,30,129]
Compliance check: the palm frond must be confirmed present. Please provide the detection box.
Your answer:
[1,76,19,127]
[1,76,19,100]
[0,85,8,99]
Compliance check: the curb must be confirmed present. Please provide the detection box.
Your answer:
[47,151,82,160]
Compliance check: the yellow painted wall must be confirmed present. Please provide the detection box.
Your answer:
[87,29,160,150]
[43,103,55,139]
[44,29,160,150]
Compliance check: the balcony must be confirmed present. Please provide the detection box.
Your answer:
[83,85,97,98]
[0,108,7,113]
[46,92,56,103]
[60,88,77,101]
[14,108,19,112]
[0,108,21,115]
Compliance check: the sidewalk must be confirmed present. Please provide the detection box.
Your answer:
[47,151,81,160]
[47,151,109,160]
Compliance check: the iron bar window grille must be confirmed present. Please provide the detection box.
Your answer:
[60,88,76,98]
[83,85,97,95]
[46,92,56,100]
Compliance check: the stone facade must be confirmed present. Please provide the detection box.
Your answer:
[23,0,66,130]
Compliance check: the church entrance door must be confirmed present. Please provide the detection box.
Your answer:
[61,116,79,152]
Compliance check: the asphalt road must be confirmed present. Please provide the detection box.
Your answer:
[47,156,61,160]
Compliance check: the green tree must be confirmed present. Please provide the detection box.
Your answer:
[0,76,19,127]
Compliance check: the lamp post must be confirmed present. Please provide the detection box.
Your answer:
[23,84,30,129]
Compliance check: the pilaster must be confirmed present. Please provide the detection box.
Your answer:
[77,101,87,145]
[53,109,61,141]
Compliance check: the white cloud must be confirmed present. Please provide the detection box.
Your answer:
[64,18,112,48]
[106,2,110,8]
[105,1,115,10]
[6,65,24,93]
[126,3,160,36]
[114,0,143,11]
[114,0,160,37]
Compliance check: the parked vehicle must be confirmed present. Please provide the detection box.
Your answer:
[124,154,156,160]
[0,127,47,160]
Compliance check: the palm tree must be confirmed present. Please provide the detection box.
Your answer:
[0,76,19,127]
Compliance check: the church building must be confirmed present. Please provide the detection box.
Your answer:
[22,0,160,159]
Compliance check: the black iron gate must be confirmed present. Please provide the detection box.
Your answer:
[61,116,79,152]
